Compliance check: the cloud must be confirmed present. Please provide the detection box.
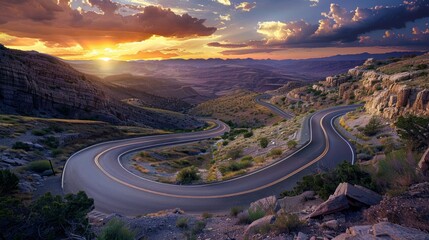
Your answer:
[207,42,247,48]
[0,0,216,48]
[309,0,319,7]
[215,0,231,6]
[119,49,179,60]
[235,2,256,12]
[256,0,429,47]
[257,21,317,44]
[219,14,231,21]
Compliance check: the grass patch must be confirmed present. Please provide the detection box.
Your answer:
[176,217,189,229]
[26,160,51,173]
[230,206,244,217]
[273,213,303,234]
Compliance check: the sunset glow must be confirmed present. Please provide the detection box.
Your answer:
[0,0,428,60]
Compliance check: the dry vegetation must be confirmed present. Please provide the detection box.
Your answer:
[0,114,167,175]
[190,90,281,128]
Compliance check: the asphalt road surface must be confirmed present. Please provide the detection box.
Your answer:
[62,101,356,215]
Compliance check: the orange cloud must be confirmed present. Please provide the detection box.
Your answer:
[119,50,179,60]
[0,0,216,49]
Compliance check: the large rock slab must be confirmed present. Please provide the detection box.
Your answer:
[249,195,279,213]
[334,182,382,206]
[244,215,276,236]
[277,191,321,214]
[309,195,350,218]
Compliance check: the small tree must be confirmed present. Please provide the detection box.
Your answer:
[396,115,429,150]
[362,116,383,136]
[177,166,200,184]
[0,170,19,194]
[98,218,135,240]
[259,138,269,148]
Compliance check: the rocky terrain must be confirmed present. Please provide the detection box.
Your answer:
[89,181,429,240]
[0,45,203,130]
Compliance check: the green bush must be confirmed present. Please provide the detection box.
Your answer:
[273,213,303,234]
[248,208,265,222]
[230,206,244,217]
[219,158,253,174]
[98,218,135,240]
[287,140,298,149]
[26,160,51,173]
[243,131,253,138]
[0,170,19,194]
[176,217,188,229]
[176,166,200,184]
[29,191,94,239]
[12,142,31,151]
[259,137,269,148]
[32,129,49,136]
[281,161,375,200]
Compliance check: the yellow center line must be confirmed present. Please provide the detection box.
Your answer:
[93,112,332,199]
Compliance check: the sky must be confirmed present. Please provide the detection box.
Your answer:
[0,0,428,60]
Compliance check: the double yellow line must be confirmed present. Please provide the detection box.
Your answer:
[93,112,331,199]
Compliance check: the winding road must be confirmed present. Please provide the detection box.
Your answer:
[62,99,357,215]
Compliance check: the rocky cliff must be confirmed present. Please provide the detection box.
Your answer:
[325,54,429,120]
[0,45,203,130]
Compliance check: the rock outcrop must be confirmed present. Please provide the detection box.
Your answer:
[333,222,429,240]
[418,148,429,175]
[309,183,381,218]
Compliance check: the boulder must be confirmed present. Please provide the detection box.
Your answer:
[333,222,429,240]
[309,195,350,218]
[334,182,382,206]
[322,220,339,230]
[278,191,320,214]
[244,215,276,236]
[249,195,279,213]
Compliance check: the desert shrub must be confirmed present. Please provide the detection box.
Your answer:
[191,220,206,234]
[226,148,242,159]
[98,218,135,240]
[222,140,229,146]
[268,148,282,157]
[219,158,253,174]
[26,160,51,173]
[12,142,31,151]
[273,213,303,234]
[202,212,212,219]
[239,208,266,224]
[0,170,19,194]
[32,129,49,136]
[373,150,420,192]
[416,63,428,70]
[362,117,383,136]
[259,137,269,148]
[28,191,94,239]
[243,131,253,138]
[248,208,266,222]
[176,217,188,229]
[287,140,298,149]
[230,206,244,217]
[41,136,60,149]
[176,166,200,184]
[281,161,375,199]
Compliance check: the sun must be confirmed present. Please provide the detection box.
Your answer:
[100,57,111,62]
